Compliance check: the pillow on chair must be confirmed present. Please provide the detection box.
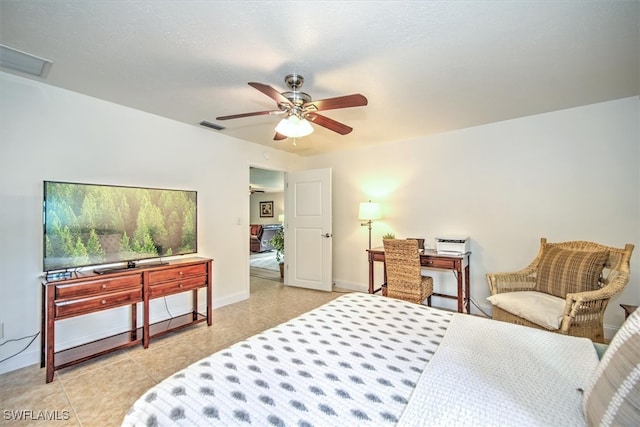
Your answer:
[536,246,608,298]
[487,291,565,330]
[583,307,640,426]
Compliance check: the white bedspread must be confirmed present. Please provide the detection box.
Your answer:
[123,293,453,426]
[398,313,600,427]
[123,293,600,427]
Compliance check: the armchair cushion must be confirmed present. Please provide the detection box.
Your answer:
[250,224,263,253]
[487,291,565,330]
[250,224,263,237]
[535,246,608,298]
[583,307,640,426]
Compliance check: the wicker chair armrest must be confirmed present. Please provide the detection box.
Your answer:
[560,290,610,336]
[566,270,630,304]
[486,270,537,295]
[560,273,630,336]
[566,289,612,306]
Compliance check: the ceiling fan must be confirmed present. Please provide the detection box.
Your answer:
[216,74,368,140]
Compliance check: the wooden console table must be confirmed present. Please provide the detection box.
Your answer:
[41,257,212,383]
[367,248,471,313]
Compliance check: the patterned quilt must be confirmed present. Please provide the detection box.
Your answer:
[122,292,599,426]
[122,293,453,426]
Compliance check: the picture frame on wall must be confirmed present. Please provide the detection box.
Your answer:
[260,201,274,218]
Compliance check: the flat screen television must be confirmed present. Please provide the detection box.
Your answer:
[43,181,197,273]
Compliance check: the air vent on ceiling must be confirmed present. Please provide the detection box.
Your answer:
[199,121,225,131]
[0,44,52,78]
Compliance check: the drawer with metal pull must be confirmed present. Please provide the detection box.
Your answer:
[55,288,143,319]
[147,275,207,298]
[147,263,207,284]
[421,257,456,269]
[55,274,142,299]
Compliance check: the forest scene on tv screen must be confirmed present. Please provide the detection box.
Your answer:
[44,182,197,271]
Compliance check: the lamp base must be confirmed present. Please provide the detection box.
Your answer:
[361,220,373,250]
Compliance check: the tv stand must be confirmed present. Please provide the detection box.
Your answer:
[41,257,212,383]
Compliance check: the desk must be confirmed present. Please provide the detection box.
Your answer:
[367,248,471,313]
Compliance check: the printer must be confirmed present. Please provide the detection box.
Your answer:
[435,236,470,255]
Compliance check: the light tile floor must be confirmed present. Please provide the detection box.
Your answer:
[0,277,347,426]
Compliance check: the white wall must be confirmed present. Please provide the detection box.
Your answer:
[302,97,640,335]
[250,192,285,225]
[0,72,298,374]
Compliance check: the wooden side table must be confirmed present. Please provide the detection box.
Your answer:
[620,304,638,320]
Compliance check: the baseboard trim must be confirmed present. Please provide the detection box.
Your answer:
[603,323,620,341]
[331,279,367,293]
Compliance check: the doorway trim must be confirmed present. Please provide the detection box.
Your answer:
[247,162,287,285]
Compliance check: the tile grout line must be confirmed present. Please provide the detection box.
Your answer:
[57,373,83,427]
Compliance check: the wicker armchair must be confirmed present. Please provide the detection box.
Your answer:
[486,238,634,343]
[383,239,433,305]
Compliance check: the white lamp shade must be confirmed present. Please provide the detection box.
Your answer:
[275,115,314,138]
[358,201,382,221]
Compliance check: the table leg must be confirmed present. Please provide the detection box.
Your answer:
[456,265,463,313]
[464,265,470,314]
[382,263,388,296]
[143,273,150,349]
[45,287,55,383]
[207,260,213,326]
[368,256,374,294]
[41,285,46,369]
[192,289,198,321]
[131,303,137,340]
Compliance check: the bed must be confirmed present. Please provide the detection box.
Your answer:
[122,293,640,426]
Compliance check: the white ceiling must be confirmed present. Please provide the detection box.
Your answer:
[250,167,284,193]
[1,1,638,157]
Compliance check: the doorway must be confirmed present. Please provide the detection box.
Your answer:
[249,167,285,282]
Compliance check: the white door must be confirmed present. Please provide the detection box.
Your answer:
[285,168,332,291]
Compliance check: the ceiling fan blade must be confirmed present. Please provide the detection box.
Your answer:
[216,110,281,120]
[249,186,265,194]
[248,82,293,106]
[304,94,368,112]
[273,132,287,141]
[306,113,353,135]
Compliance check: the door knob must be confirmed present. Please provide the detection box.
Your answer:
[322,233,332,238]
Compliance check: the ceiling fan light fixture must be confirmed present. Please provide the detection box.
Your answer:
[275,115,314,138]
